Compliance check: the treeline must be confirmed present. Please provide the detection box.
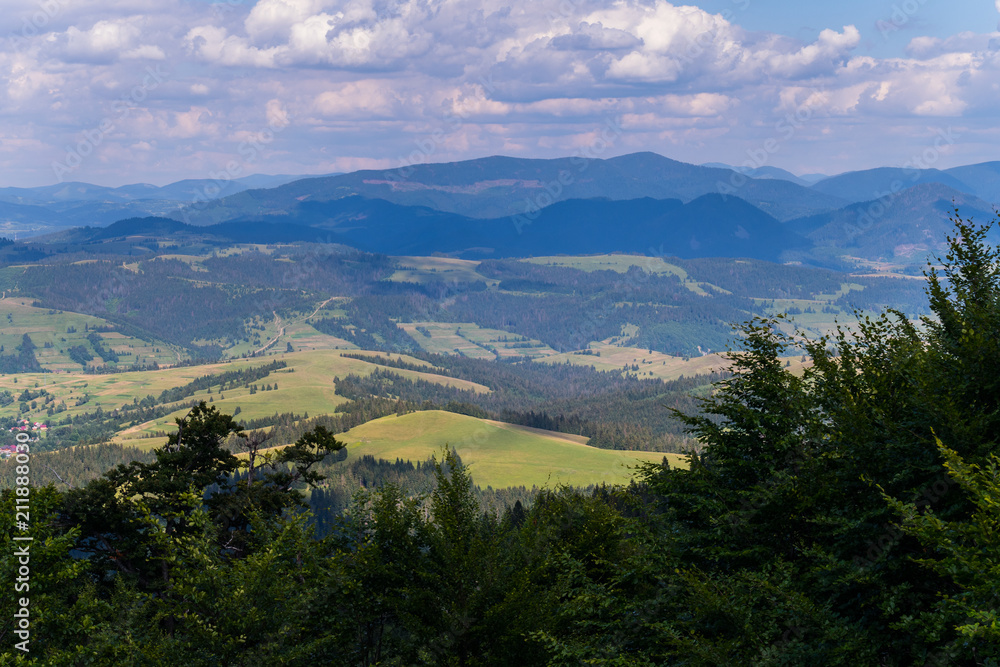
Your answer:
[334,353,723,451]
[3,233,941,362]
[0,334,44,374]
[2,214,999,663]
[0,442,157,488]
[8,247,403,355]
[677,256,844,298]
[317,259,758,357]
[3,361,288,450]
[12,259,316,354]
[86,332,119,363]
[0,214,1000,667]
[835,275,932,316]
[307,453,541,537]
[148,360,286,406]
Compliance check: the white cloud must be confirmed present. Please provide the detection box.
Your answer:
[765,26,861,78]
[65,19,141,61]
[1,0,999,186]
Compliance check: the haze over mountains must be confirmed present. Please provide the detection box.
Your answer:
[5,152,999,268]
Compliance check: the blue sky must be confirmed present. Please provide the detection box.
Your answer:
[698,0,998,56]
[1,0,998,187]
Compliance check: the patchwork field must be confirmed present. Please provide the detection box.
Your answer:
[390,256,498,285]
[341,410,685,488]
[540,343,732,380]
[522,254,716,295]
[197,298,357,359]
[0,296,184,371]
[0,349,488,443]
[399,321,557,360]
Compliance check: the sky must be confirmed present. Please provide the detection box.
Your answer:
[0,0,998,187]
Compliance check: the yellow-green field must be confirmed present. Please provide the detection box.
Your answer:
[522,254,716,295]
[390,256,498,286]
[0,297,183,371]
[399,321,557,360]
[195,298,358,359]
[0,349,490,447]
[341,410,685,488]
[541,343,732,380]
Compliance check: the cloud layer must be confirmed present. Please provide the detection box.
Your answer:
[1,0,998,186]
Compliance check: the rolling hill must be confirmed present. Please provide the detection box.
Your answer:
[340,410,683,488]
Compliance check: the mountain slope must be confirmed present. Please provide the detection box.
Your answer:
[221,193,807,260]
[701,162,811,186]
[810,167,977,203]
[791,183,997,260]
[176,152,846,224]
[944,161,1000,203]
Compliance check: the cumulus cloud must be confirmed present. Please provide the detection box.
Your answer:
[765,26,861,78]
[0,0,998,186]
[906,31,1000,59]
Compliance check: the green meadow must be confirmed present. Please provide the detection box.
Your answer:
[0,297,182,371]
[340,410,685,488]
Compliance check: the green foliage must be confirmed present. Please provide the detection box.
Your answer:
[886,440,1000,655]
[4,211,1000,665]
[0,334,44,374]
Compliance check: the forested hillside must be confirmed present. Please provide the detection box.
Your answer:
[2,213,998,665]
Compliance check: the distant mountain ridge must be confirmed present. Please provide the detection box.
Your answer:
[788,183,998,261]
[52,193,806,262]
[3,151,999,267]
[0,173,328,205]
[175,152,848,224]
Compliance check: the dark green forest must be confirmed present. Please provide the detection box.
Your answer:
[1,215,998,665]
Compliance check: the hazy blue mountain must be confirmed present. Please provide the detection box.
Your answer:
[943,161,1000,203]
[0,200,62,229]
[810,167,977,202]
[0,174,324,206]
[42,216,345,248]
[789,183,996,261]
[218,193,808,261]
[148,174,325,201]
[177,152,847,224]
[0,182,128,204]
[701,162,811,186]
[0,174,332,238]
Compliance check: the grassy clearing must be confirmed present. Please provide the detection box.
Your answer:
[1,349,490,441]
[541,344,732,380]
[0,297,183,372]
[341,410,686,488]
[522,254,718,295]
[399,321,556,360]
[108,349,489,444]
[390,257,497,286]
